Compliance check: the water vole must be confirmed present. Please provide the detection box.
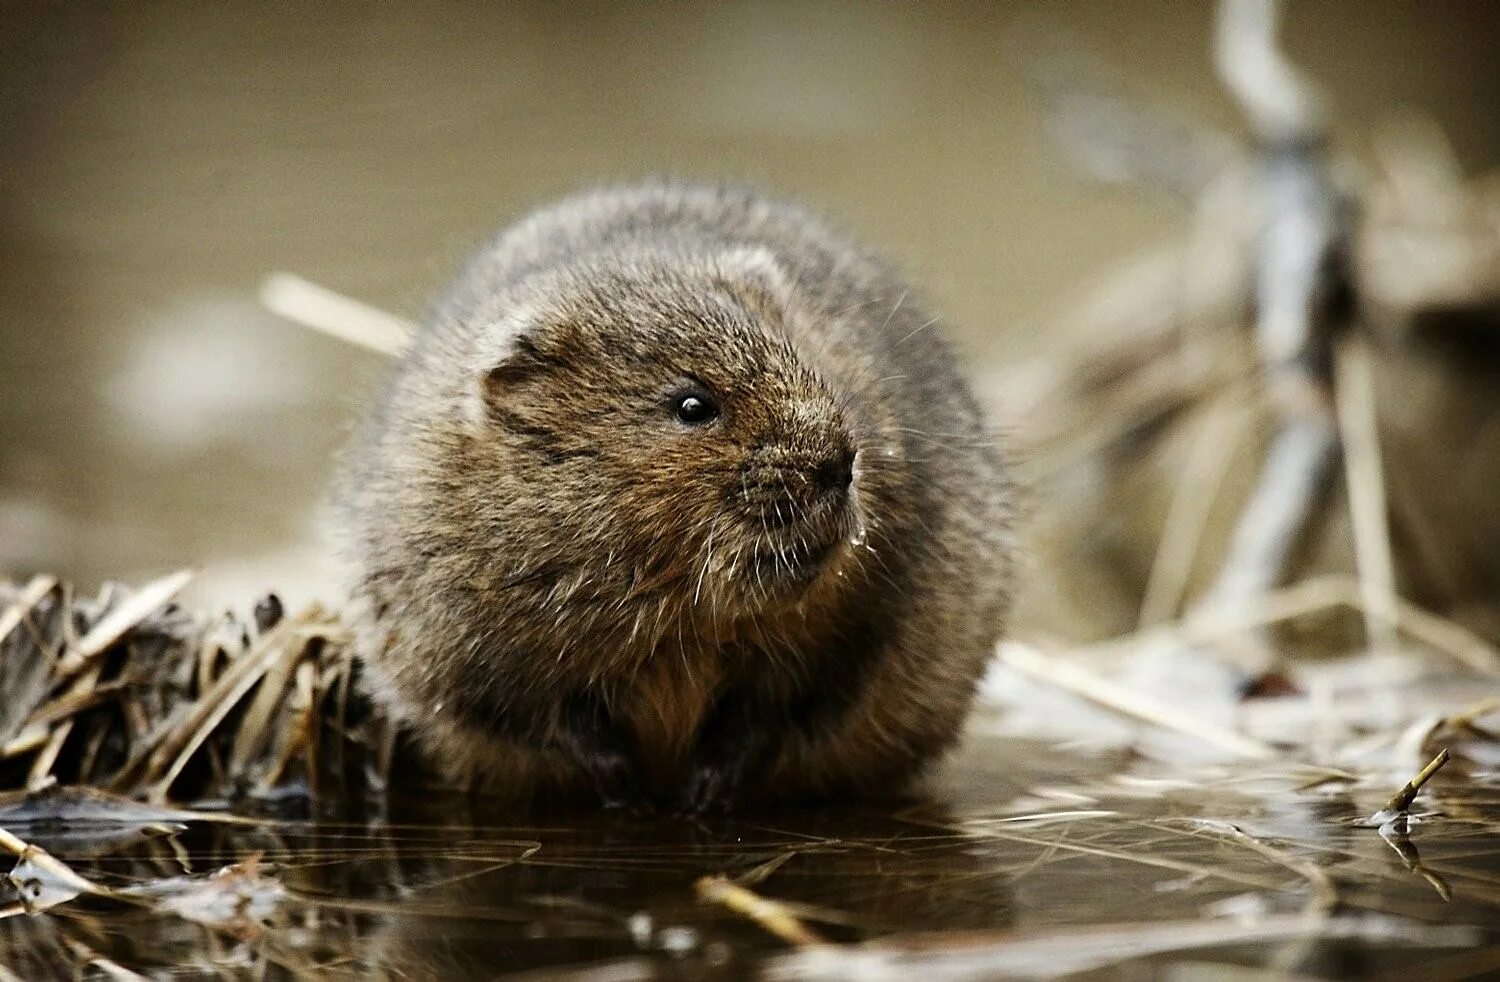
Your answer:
[340,181,1013,811]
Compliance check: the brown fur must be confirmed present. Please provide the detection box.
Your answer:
[338,180,1013,809]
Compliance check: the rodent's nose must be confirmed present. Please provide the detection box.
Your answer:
[815,447,857,494]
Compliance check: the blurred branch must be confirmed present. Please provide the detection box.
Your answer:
[997,641,1277,759]
[259,273,413,358]
[1334,338,1399,654]
[1214,0,1326,146]
[1017,0,1500,658]
[1192,0,1353,643]
[1137,394,1253,627]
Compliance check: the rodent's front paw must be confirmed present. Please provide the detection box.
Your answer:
[578,747,653,815]
[677,758,749,816]
[556,698,653,814]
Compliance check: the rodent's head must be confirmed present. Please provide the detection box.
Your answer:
[452,246,867,635]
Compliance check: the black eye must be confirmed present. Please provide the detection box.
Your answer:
[674,392,718,425]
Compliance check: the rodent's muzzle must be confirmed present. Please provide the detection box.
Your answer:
[732,437,858,598]
[741,443,857,532]
[814,448,856,496]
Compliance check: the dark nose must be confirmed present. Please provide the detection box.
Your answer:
[815,447,856,494]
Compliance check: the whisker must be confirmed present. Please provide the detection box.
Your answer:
[894,314,942,347]
[877,289,909,336]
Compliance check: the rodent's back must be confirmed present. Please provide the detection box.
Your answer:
[341,181,1013,807]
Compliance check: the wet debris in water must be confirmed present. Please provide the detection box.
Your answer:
[0,826,115,915]
[761,913,1483,981]
[1362,748,1452,833]
[695,874,829,948]
[123,853,286,941]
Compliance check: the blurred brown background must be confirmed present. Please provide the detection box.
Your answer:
[2,1,1496,610]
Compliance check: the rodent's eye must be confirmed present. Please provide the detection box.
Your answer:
[674,391,719,426]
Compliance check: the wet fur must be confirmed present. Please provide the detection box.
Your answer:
[339,181,1014,810]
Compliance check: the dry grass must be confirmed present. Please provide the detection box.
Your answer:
[0,574,388,807]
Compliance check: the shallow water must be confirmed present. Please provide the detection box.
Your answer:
[1,730,1495,979]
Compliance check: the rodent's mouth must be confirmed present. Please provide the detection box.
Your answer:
[734,479,863,602]
[749,535,843,588]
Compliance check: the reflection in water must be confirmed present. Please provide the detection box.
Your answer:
[0,735,1495,977]
[358,802,1017,978]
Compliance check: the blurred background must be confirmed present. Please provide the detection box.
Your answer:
[2,1,1497,625]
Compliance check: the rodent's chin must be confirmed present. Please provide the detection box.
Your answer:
[729,486,867,612]
[739,532,851,610]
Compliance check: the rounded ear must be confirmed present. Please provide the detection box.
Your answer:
[468,302,563,427]
[482,332,543,395]
[712,246,795,315]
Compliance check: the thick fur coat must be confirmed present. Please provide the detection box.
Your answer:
[340,181,1013,811]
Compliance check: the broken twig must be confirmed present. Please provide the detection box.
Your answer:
[696,874,828,947]
[1377,748,1451,819]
